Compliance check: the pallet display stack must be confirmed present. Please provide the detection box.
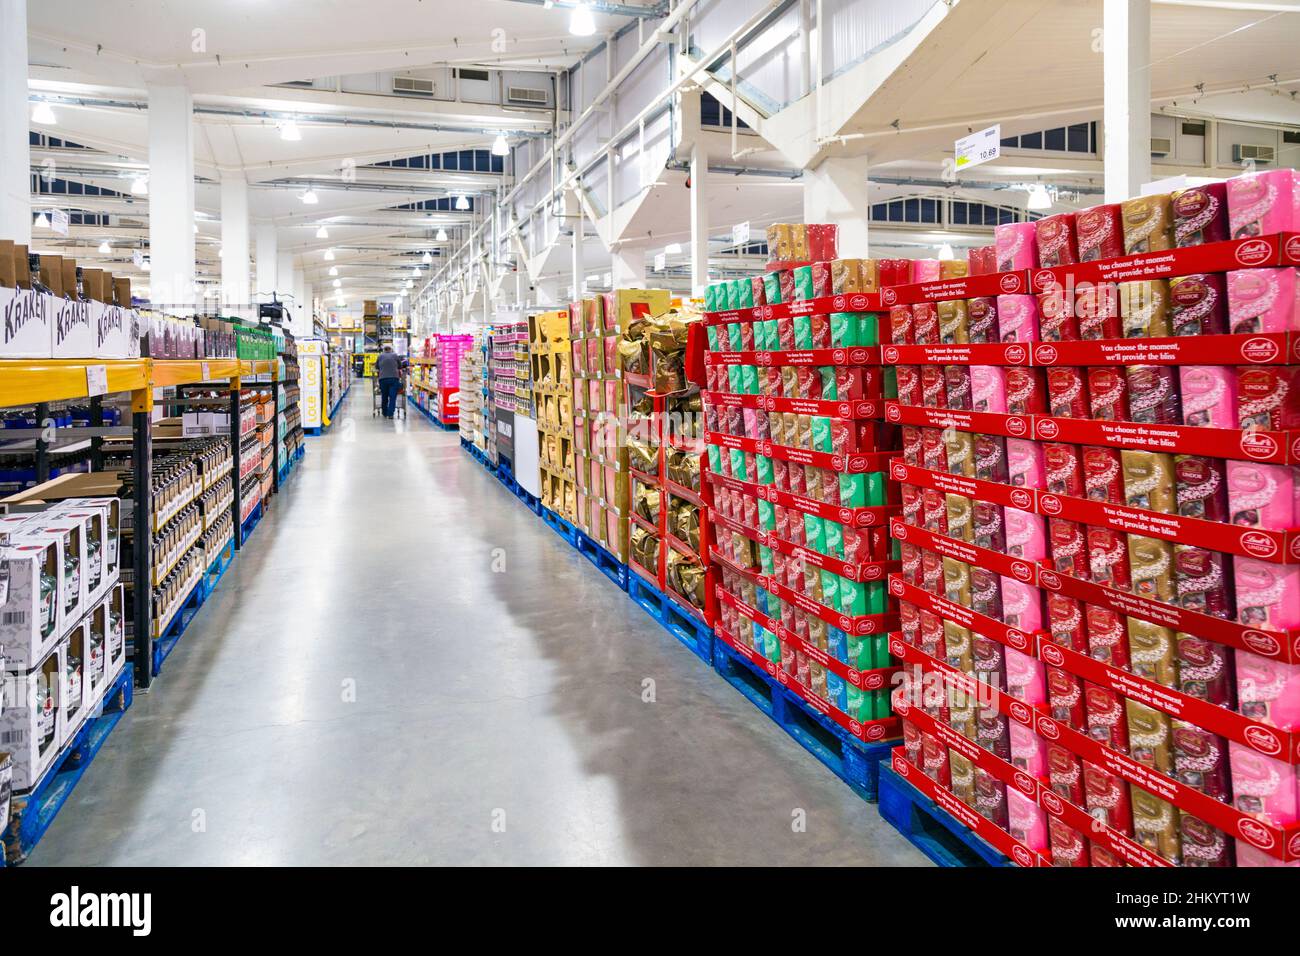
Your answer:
[530,310,575,519]
[883,168,1300,867]
[701,222,905,753]
[457,329,487,453]
[572,290,671,566]
[619,295,714,639]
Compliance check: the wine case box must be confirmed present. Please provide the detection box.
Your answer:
[13,513,92,632]
[61,619,91,747]
[0,534,65,670]
[0,638,66,791]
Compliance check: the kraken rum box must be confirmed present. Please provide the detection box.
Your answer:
[52,294,96,358]
[0,284,54,358]
[0,637,65,790]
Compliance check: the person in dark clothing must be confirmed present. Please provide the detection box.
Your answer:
[375,347,403,418]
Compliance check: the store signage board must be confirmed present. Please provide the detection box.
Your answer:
[955,124,1001,172]
[654,252,666,272]
[50,209,70,237]
[85,364,108,396]
[732,221,751,247]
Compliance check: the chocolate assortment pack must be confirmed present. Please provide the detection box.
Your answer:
[883,168,1300,867]
[702,222,906,743]
[701,170,1300,866]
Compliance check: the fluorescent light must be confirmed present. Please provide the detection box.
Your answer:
[32,102,57,125]
[279,119,301,141]
[491,133,509,157]
[569,1,596,36]
[454,194,469,211]
[1026,184,1052,210]
[413,267,422,277]
[98,240,111,254]
[422,251,432,264]
[131,176,148,196]
[328,266,338,276]
[665,242,682,255]
[435,228,448,242]
[323,248,335,261]
[301,188,319,205]
[315,225,329,239]
[34,212,50,229]
[332,279,341,288]
[937,243,955,260]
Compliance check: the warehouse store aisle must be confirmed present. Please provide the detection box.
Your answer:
[29,393,926,866]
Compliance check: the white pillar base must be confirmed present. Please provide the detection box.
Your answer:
[611,244,647,289]
[1103,0,1152,203]
[803,156,870,255]
[689,142,709,296]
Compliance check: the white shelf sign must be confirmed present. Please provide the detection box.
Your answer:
[732,221,751,247]
[955,124,1001,172]
[85,364,108,396]
[201,362,211,381]
[653,252,666,272]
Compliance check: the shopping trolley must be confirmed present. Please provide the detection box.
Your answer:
[371,372,407,419]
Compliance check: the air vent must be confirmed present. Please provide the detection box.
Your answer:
[1233,143,1276,164]
[1283,130,1300,145]
[393,76,435,96]
[456,68,490,83]
[1150,137,1172,156]
[1181,120,1206,136]
[507,86,548,106]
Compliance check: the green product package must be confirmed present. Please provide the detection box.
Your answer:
[706,325,720,352]
[737,280,754,308]
[839,577,867,615]
[830,313,859,347]
[793,265,814,301]
[722,280,737,311]
[704,284,718,312]
[865,580,887,615]
[839,472,867,507]
[859,313,881,346]
[763,271,783,305]
[793,315,813,349]
[819,366,838,400]
[763,629,781,664]
[766,319,781,351]
[846,635,867,671]
[727,365,742,393]
[741,365,760,395]
[728,323,744,351]
[846,684,866,721]
[803,513,825,554]
[756,454,774,486]
[819,569,839,609]
[866,471,886,506]
[759,545,775,575]
[758,320,774,352]
[883,365,898,399]
[870,634,892,669]
[811,416,832,453]
[707,444,722,475]
[872,689,891,719]
[823,519,844,558]
[729,447,747,480]
[758,498,775,530]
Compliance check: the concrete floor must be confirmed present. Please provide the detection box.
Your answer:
[30,392,928,866]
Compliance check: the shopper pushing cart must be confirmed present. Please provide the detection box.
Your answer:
[373,346,406,419]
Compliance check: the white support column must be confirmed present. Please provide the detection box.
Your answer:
[803,156,870,254]
[254,223,277,300]
[277,251,293,306]
[570,203,585,301]
[1,0,30,246]
[689,141,709,296]
[292,267,306,334]
[1103,0,1151,203]
[219,174,250,318]
[611,243,646,289]
[147,85,196,312]
[535,276,560,306]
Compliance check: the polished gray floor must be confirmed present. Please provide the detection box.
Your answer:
[30,391,928,866]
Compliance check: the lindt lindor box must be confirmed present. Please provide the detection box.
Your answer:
[1120,194,1176,254]
[1180,366,1237,428]
[1076,281,1122,340]
[1083,445,1123,503]
[1075,204,1124,262]
[1126,365,1180,425]
[1172,182,1230,247]
[1122,450,1176,513]
[1172,721,1232,803]
[1169,273,1227,336]
[1118,279,1171,338]
[1176,633,1235,707]
[1131,786,1183,864]
[1126,699,1175,774]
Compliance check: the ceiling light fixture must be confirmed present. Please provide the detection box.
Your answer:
[435,228,448,242]
[454,194,469,211]
[569,0,596,36]
[131,176,148,196]
[98,240,111,254]
[301,188,319,205]
[332,279,341,288]
[491,133,509,157]
[1026,183,1052,211]
[279,119,302,142]
[34,212,50,229]
[422,251,432,264]
[323,248,335,261]
[328,266,338,276]
[315,225,329,239]
[32,101,57,125]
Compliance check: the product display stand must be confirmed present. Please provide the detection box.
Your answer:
[530,309,575,520]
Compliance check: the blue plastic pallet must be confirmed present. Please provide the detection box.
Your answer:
[575,529,629,591]
[406,396,457,430]
[541,507,579,546]
[627,573,713,665]
[877,765,1013,867]
[3,664,134,865]
[240,500,264,543]
[712,637,894,802]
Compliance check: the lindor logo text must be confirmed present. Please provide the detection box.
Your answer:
[49,887,151,936]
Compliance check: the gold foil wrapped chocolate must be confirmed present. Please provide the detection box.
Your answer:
[1121,194,1176,255]
[945,493,974,543]
[937,299,970,345]
[1127,619,1178,688]
[1128,534,1175,602]
[1126,699,1174,774]
[1118,280,1171,338]
[944,428,976,478]
[944,619,974,671]
[1130,786,1183,865]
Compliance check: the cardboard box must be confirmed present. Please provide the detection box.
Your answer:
[113,277,131,307]
[61,260,78,298]
[96,304,141,359]
[10,513,88,634]
[0,533,64,670]
[51,296,96,358]
[48,502,115,604]
[0,239,14,288]
[38,255,63,297]
[85,595,109,702]
[81,268,108,303]
[60,623,89,746]
[0,286,54,358]
[0,638,64,790]
[100,583,126,683]
[14,245,31,289]
[49,497,121,582]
